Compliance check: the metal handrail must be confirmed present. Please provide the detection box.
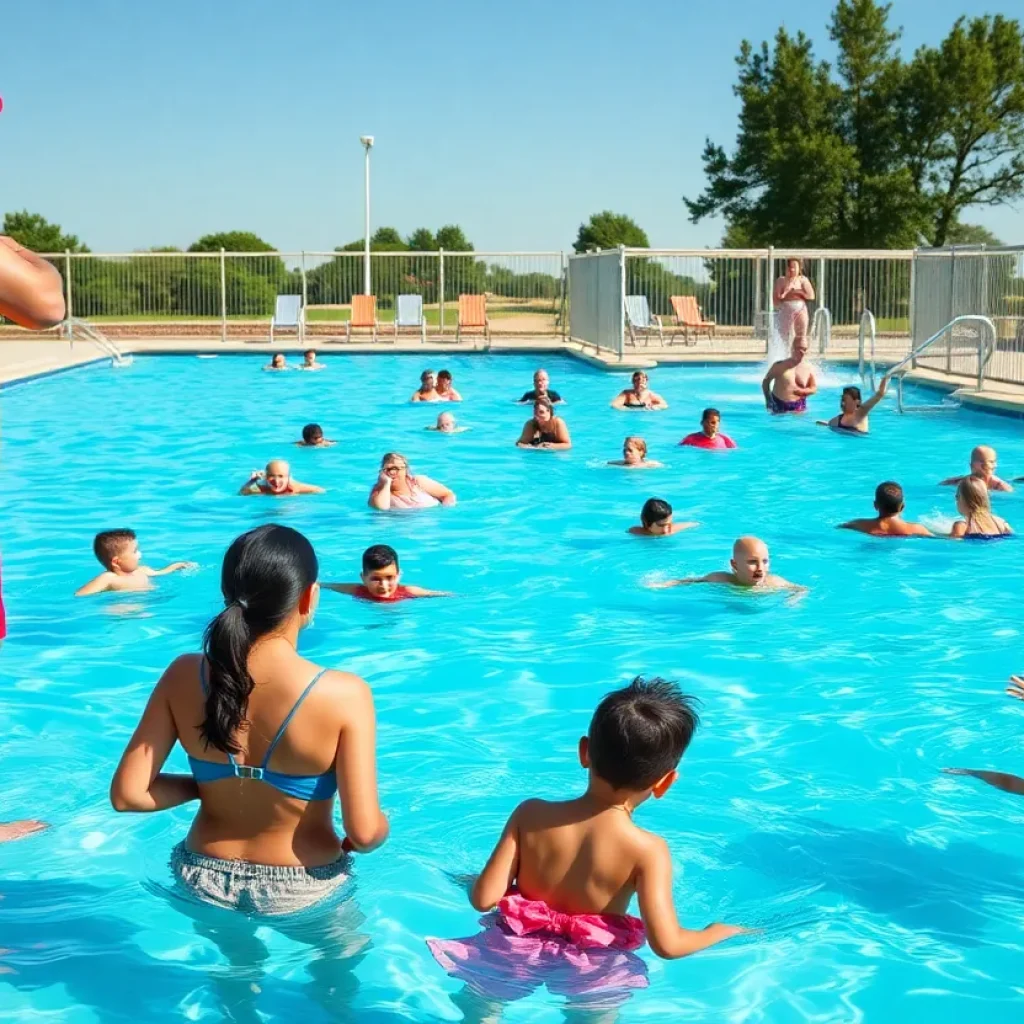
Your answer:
[812,306,832,355]
[858,310,877,390]
[65,318,131,366]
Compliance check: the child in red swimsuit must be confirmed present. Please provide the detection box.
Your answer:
[323,544,450,602]
[680,408,737,450]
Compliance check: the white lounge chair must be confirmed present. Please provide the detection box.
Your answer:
[624,295,663,347]
[270,295,304,344]
[394,294,426,343]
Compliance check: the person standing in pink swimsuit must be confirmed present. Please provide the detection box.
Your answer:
[773,258,815,347]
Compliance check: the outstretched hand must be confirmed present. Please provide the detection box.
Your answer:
[0,819,49,843]
[1007,676,1024,702]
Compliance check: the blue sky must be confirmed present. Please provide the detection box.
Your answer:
[1,0,1020,252]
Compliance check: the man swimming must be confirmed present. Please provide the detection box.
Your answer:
[838,482,932,537]
[323,544,450,602]
[519,368,563,404]
[762,339,817,414]
[295,424,335,447]
[628,498,697,537]
[646,536,806,593]
[239,459,324,495]
[942,446,1013,492]
[298,349,325,371]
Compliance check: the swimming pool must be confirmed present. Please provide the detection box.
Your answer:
[2,352,1024,1023]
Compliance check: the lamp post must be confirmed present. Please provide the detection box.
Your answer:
[359,135,374,296]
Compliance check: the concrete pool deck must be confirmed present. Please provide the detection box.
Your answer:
[3,336,1024,416]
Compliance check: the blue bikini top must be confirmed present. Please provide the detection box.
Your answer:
[187,661,338,802]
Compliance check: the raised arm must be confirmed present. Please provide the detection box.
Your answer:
[636,836,745,958]
[368,473,392,510]
[0,237,66,329]
[110,657,200,812]
[75,572,115,597]
[470,803,522,912]
[857,375,890,418]
[239,470,264,495]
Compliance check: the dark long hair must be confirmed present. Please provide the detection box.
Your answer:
[200,524,319,754]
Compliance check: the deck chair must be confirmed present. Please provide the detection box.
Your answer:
[270,295,304,344]
[346,294,378,342]
[624,295,663,347]
[394,294,426,343]
[669,295,716,344]
[456,294,490,343]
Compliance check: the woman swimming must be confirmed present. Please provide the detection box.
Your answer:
[950,477,1013,539]
[817,376,890,435]
[368,452,456,510]
[609,436,663,469]
[773,258,814,346]
[516,398,572,450]
[109,524,389,914]
[611,372,668,411]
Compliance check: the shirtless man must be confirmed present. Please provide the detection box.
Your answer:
[942,446,1013,492]
[298,349,325,371]
[839,482,932,537]
[411,370,439,402]
[518,368,563,405]
[435,370,463,402]
[646,536,806,593]
[611,371,668,411]
[762,338,817,414]
[239,459,324,495]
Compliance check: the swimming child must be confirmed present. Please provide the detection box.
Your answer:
[680,408,737,449]
[426,676,745,1014]
[411,369,439,402]
[611,372,668,411]
[609,436,663,469]
[298,349,325,371]
[75,529,195,596]
[240,460,324,496]
[324,544,450,602]
[629,498,698,536]
[426,412,465,434]
[950,477,1013,538]
[264,353,290,371]
[435,370,463,402]
[838,481,932,537]
[295,424,335,447]
[941,446,1012,492]
[646,536,806,593]
[762,338,817,414]
[817,376,890,435]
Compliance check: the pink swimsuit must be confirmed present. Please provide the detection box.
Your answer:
[681,432,736,450]
[388,477,439,510]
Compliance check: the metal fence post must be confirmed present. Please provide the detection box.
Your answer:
[300,251,308,312]
[618,245,626,360]
[908,249,916,351]
[438,248,445,335]
[64,250,73,340]
[980,243,989,318]
[817,257,826,314]
[559,251,567,339]
[219,248,227,343]
[765,247,775,349]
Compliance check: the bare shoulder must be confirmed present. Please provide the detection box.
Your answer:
[162,652,202,691]
[703,571,734,583]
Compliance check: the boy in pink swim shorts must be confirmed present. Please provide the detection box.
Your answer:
[427,678,746,1015]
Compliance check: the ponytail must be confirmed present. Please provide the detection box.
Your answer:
[199,524,318,754]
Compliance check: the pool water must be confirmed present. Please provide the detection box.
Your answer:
[2,353,1024,1023]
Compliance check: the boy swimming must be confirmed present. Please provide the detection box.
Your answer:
[323,545,450,601]
[75,529,195,596]
[295,424,335,447]
[239,460,324,495]
[629,498,697,537]
[838,482,932,537]
[298,349,325,371]
[647,536,805,593]
[427,676,745,996]
[680,408,736,449]
[941,446,1012,492]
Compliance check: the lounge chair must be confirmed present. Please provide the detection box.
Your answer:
[270,294,304,344]
[624,295,663,347]
[346,294,378,342]
[394,294,426,343]
[670,295,715,344]
[456,294,490,343]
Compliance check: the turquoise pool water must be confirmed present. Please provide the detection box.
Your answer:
[2,353,1024,1023]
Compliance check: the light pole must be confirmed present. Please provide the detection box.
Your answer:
[359,135,374,296]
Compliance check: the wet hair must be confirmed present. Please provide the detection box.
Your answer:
[875,481,904,517]
[420,369,435,382]
[200,524,319,755]
[625,436,647,459]
[701,407,721,422]
[93,529,136,569]
[641,498,672,527]
[632,371,647,384]
[380,451,408,471]
[301,423,323,444]
[437,369,452,382]
[842,385,863,404]
[588,677,699,790]
[533,397,554,415]
[957,476,999,531]
[362,544,399,572]
[304,349,316,358]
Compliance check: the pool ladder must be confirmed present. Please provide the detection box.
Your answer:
[65,318,132,367]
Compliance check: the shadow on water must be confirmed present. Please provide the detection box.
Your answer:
[730,817,1024,946]
[0,879,394,1024]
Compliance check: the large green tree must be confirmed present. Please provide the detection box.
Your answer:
[573,211,649,252]
[686,2,1024,247]
[3,211,88,252]
[187,231,275,252]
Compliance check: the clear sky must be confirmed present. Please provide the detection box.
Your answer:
[1,0,1020,253]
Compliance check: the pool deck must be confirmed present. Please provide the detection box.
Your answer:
[3,335,1024,415]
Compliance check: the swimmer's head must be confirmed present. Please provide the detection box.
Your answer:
[271,353,286,368]
[701,408,721,438]
[640,497,673,534]
[93,529,141,573]
[534,398,554,424]
[361,543,401,599]
[956,476,992,518]
[623,436,647,464]
[380,452,410,480]
[203,524,319,754]
[420,369,436,388]
[265,459,291,494]
[970,445,997,478]
[303,349,316,365]
[791,339,809,360]
[583,677,699,796]
[437,370,453,389]
[786,258,802,276]
[436,412,456,433]
[730,536,770,586]
[632,371,649,390]
[840,386,863,413]
[534,368,550,390]
[301,423,324,445]
[874,481,905,518]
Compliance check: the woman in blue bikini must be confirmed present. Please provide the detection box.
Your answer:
[110,523,389,914]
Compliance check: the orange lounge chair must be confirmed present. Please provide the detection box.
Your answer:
[456,294,490,343]
[346,294,379,342]
[670,295,716,344]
